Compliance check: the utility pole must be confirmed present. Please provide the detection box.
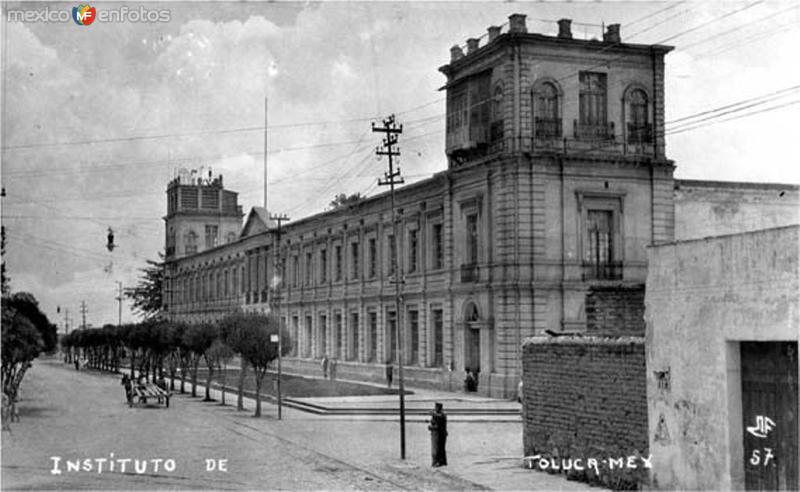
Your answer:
[116,281,123,326]
[63,308,70,335]
[264,96,269,209]
[80,301,87,330]
[373,114,406,459]
[270,213,290,421]
[117,280,122,326]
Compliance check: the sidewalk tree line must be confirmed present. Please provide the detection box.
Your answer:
[61,311,291,417]
[2,292,58,425]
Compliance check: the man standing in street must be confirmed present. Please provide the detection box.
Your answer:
[428,402,448,467]
[385,361,393,388]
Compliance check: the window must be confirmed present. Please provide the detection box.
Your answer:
[319,249,327,283]
[305,252,312,285]
[184,230,198,255]
[304,315,313,358]
[368,238,377,278]
[534,81,561,138]
[319,314,327,357]
[334,312,343,359]
[627,89,650,143]
[408,229,418,273]
[224,269,229,297]
[291,316,299,356]
[491,83,504,142]
[334,245,342,281]
[351,242,360,280]
[466,214,478,265]
[408,310,419,365]
[447,88,468,133]
[292,256,299,287]
[585,209,619,280]
[232,268,238,296]
[387,310,397,363]
[205,225,219,249]
[431,223,444,270]
[368,312,378,362]
[350,312,359,361]
[240,266,245,294]
[226,232,237,244]
[387,235,396,276]
[577,72,611,140]
[432,309,444,367]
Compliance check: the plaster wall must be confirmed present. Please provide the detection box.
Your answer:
[645,225,800,490]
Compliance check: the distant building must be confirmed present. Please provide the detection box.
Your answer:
[645,225,799,490]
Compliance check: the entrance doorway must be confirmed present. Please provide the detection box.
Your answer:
[464,303,480,391]
[741,341,798,490]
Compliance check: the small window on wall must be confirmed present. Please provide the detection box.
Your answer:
[465,214,478,265]
[431,223,444,270]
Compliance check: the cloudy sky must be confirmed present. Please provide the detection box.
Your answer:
[2,1,799,329]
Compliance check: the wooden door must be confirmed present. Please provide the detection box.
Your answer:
[741,341,798,490]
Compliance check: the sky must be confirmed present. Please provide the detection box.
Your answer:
[2,1,799,330]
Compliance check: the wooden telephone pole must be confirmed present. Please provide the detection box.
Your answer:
[270,213,290,420]
[373,114,407,459]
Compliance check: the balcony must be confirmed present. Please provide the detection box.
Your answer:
[574,120,615,141]
[627,123,653,144]
[582,261,623,281]
[460,263,479,283]
[534,117,562,139]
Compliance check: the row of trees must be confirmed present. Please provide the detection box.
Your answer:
[62,311,291,417]
[2,292,59,424]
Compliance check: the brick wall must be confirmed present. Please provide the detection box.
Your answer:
[585,285,645,336]
[522,336,648,488]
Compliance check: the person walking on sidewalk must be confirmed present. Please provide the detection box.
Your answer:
[330,359,337,381]
[428,402,448,467]
[321,355,329,379]
[385,361,393,389]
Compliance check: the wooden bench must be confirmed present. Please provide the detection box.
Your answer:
[130,384,171,408]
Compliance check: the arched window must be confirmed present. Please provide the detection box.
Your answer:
[533,81,561,138]
[491,83,504,142]
[626,88,651,143]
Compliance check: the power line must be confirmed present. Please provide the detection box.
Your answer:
[666,84,800,126]
[666,98,800,136]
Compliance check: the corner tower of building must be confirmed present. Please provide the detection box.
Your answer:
[440,14,672,168]
[164,170,244,261]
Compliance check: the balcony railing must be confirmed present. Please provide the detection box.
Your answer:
[534,117,562,139]
[460,263,479,283]
[627,123,653,144]
[574,120,615,141]
[582,261,623,281]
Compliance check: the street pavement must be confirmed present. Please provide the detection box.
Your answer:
[2,358,592,490]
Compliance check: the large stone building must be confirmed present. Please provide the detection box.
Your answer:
[164,14,678,397]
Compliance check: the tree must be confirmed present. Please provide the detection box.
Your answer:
[328,192,363,210]
[1,292,55,425]
[221,312,291,417]
[182,323,217,398]
[207,339,234,406]
[124,254,164,320]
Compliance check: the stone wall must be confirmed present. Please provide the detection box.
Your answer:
[522,336,648,488]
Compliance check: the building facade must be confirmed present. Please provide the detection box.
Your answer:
[164,14,676,397]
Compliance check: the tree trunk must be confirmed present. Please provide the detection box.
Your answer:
[191,359,199,397]
[204,364,213,401]
[237,360,248,411]
[220,365,227,406]
[130,351,135,379]
[254,373,262,417]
